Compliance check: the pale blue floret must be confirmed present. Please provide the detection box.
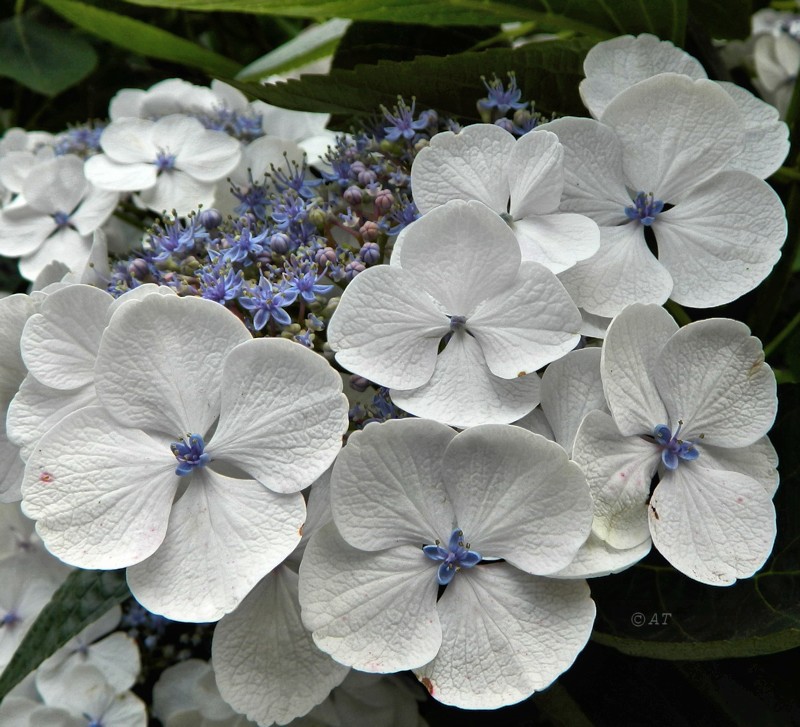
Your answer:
[624,191,664,226]
[1,610,20,626]
[170,433,211,476]
[52,210,71,228]
[478,72,528,114]
[653,422,699,470]
[155,150,177,172]
[423,528,482,585]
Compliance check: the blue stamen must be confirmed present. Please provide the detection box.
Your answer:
[52,211,71,228]
[624,191,664,226]
[653,421,699,470]
[170,433,211,476]
[155,150,177,172]
[423,528,482,585]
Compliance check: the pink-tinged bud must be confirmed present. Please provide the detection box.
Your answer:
[349,375,371,392]
[128,258,150,278]
[359,221,379,242]
[373,188,394,214]
[315,246,338,267]
[344,260,365,281]
[344,185,363,206]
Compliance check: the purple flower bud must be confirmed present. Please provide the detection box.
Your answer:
[359,241,380,264]
[349,375,371,392]
[359,221,379,243]
[494,117,514,133]
[344,185,363,206]
[344,260,365,281]
[128,259,150,278]
[270,232,290,255]
[197,208,223,229]
[357,168,377,185]
[315,246,338,267]
[373,188,394,214]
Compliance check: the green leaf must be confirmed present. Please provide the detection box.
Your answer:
[689,0,752,40]
[0,15,97,96]
[39,0,240,77]
[0,569,129,700]
[120,0,689,42]
[332,21,501,70]
[237,18,349,81]
[229,39,595,124]
[590,383,800,660]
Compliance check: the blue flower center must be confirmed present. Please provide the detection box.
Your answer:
[52,210,71,227]
[155,150,177,172]
[448,314,467,332]
[653,421,699,470]
[423,528,482,585]
[624,191,664,226]
[170,433,210,476]
[1,610,20,627]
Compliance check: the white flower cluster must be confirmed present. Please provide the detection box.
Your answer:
[0,32,786,725]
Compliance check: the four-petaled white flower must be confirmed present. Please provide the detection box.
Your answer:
[542,73,787,316]
[299,418,595,709]
[410,124,600,272]
[21,294,348,621]
[327,199,582,428]
[572,304,779,585]
[0,155,118,281]
[84,114,241,215]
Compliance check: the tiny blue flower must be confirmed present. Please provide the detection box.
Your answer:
[382,98,433,142]
[170,433,210,476]
[653,421,700,470]
[423,528,482,585]
[625,191,665,226]
[478,72,528,114]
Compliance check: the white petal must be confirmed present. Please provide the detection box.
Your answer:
[70,187,119,236]
[299,524,441,672]
[507,129,564,217]
[395,199,522,315]
[23,156,87,215]
[99,117,158,163]
[511,213,600,273]
[558,224,673,318]
[7,376,97,461]
[579,309,611,338]
[410,124,513,214]
[654,317,777,446]
[0,205,57,257]
[208,338,348,494]
[601,74,743,201]
[327,265,449,390]
[212,567,349,726]
[157,116,241,182]
[330,419,456,550]
[391,330,541,428]
[540,347,606,454]
[21,406,178,569]
[601,303,677,436]
[0,431,25,503]
[442,425,593,575]
[136,170,215,216]
[18,227,93,283]
[468,261,581,378]
[572,411,660,549]
[21,284,112,390]
[96,294,250,435]
[512,407,554,441]
[649,464,776,585]
[701,437,779,497]
[580,34,706,118]
[127,468,304,621]
[717,81,789,178]
[534,118,631,225]
[415,564,594,709]
[551,532,650,579]
[84,154,157,192]
[0,294,35,404]
[239,136,304,182]
[655,171,786,308]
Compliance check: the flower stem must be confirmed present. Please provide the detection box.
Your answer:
[764,308,800,359]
